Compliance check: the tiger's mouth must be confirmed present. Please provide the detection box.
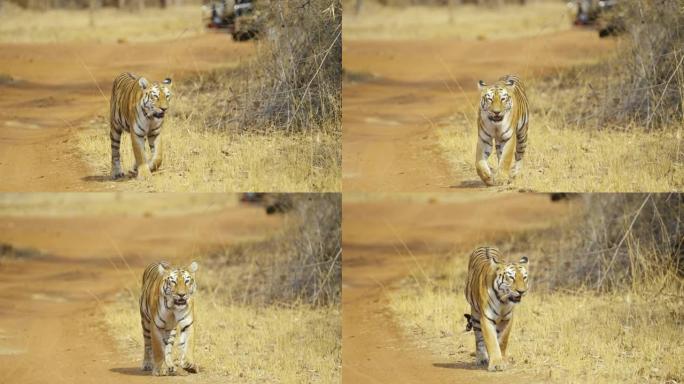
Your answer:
[174,298,187,306]
[488,114,504,122]
[509,295,522,303]
[153,111,165,119]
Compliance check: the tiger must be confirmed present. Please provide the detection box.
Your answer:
[464,246,529,372]
[139,260,199,376]
[110,72,172,180]
[475,74,529,186]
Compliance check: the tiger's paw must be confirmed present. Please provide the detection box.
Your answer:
[475,352,489,366]
[152,362,174,376]
[487,357,507,372]
[141,360,153,371]
[111,167,125,180]
[181,361,199,374]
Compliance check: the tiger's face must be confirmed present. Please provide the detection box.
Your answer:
[478,81,512,123]
[160,261,198,310]
[494,256,528,304]
[138,77,173,119]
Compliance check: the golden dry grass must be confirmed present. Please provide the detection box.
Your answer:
[388,255,684,383]
[343,1,571,41]
[0,4,204,43]
[105,294,340,383]
[436,114,684,192]
[78,119,340,192]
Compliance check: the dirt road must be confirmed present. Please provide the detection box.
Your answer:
[0,199,281,383]
[342,193,572,383]
[0,34,251,191]
[342,29,614,192]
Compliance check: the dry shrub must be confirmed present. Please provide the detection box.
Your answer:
[503,194,683,293]
[237,0,341,132]
[566,0,684,129]
[208,193,341,306]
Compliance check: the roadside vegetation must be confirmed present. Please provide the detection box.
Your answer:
[434,0,683,191]
[389,194,684,383]
[104,194,342,382]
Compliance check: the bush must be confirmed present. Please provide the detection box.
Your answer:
[507,194,683,293]
[237,0,341,133]
[208,193,341,306]
[591,0,684,129]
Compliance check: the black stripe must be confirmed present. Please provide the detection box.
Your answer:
[480,129,492,139]
[478,132,493,145]
[181,321,193,333]
[472,327,481,332]
[483,314,496,324]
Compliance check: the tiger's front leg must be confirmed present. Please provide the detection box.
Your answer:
[481,316,506,371]
[130,129,151,179]
[475,138,495,186]
[497,134,516,183]
[178,322,198,373]
[150,327,174,376]
[498,318,513,358]
[147,132,163,172]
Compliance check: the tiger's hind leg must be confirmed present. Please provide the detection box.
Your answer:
[141,319,153,371]
[511,123,528,179]
[471,315,489,365]
[110,125,125,179]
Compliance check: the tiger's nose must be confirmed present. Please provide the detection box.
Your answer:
[160,106,168,111]
[515,289,526,295]
[178,292,186,298]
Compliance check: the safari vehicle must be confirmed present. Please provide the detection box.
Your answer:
[202,0,264,41]
[569,0,621,37]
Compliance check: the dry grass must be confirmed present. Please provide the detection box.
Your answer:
[76,80,341,192]
[390,282,683,383]
[105,293,340,383]
[387,196,684,383]
[343,1,571,41]
[436,113,683,192]
[0,4,204,43]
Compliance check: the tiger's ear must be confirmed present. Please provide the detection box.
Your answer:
[163,78,172,88]
[188,261,199,273]
[477,80,486,91]
[157,263,166,275]
[519,256,529,265]
[138,77,149,90]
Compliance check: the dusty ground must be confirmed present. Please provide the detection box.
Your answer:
[0,33,251,191]
[342,29,615,192]
[0,195,282,383]
[342,193,571,382]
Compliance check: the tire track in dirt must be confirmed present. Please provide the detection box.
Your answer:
[0,34,251,191]
[342,193,572,383]
[342,29,614,192]
[0,202,281,383]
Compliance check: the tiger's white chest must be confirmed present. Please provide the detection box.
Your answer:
[480,110,513,142]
